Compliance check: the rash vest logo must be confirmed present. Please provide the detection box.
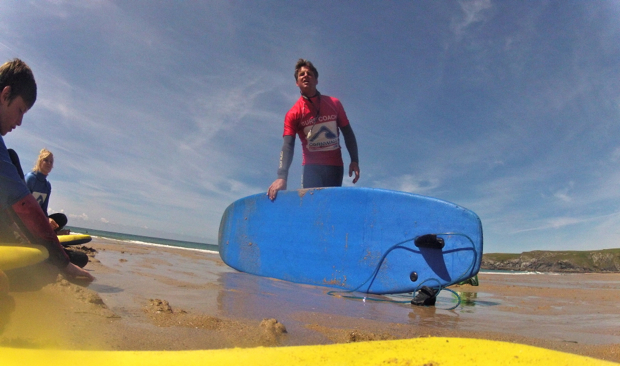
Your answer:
[32,192,47,207]
[304,120,340,152]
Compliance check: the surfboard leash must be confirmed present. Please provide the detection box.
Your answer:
[327,233,479,311]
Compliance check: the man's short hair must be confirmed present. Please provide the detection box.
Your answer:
[0,58,37,108]
[294,59,318,81]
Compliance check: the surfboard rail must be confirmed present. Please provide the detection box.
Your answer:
[0,337,614,366]
[58,234,92,247]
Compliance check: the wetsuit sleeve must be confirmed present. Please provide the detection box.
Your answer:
[10,195,70,268]
[340,124,359,164]
[0,141,31,209]
[276,135,295,180]
[25,172,35,191]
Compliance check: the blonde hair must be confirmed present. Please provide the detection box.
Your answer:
[33,148,53,172]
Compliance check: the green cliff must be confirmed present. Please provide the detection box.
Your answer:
[482,248,620,272]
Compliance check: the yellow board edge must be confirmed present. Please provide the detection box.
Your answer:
[1,337,616,366]
[57,234,92,245]
[0,244,48,271]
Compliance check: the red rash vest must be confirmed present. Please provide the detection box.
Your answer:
[283,95,350,166]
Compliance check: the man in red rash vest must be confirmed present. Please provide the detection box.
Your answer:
[268,59,360,200]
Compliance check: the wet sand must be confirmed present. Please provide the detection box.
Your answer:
[1,238,619,362]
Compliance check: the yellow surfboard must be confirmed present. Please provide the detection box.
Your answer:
[0,244,48,271]
[0,337,615,366]
[57,234,92,246]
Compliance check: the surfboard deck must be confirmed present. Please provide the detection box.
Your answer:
[0,337,613,366]
[58,234,92,246]
[0,244,49,271]
[219,187,483,294]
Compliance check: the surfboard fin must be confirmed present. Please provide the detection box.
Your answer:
[414,234,445,249]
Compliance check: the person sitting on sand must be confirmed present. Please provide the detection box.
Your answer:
[0,58,93,281]
[7,147,88,268]
[25,148,69,234]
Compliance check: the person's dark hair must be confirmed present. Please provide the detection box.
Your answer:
[0,58,37,108]
[294,59,318,81]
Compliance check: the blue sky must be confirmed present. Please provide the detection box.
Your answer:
[1,1,619,252]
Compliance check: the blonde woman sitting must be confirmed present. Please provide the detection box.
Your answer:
[25,149,68,233]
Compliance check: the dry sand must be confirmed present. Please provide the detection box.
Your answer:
[1,238,619,363]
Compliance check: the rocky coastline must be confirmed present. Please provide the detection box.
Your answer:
[482,248,620,273]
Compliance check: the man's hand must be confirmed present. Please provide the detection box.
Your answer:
[49,217,59,230]
[267,178,287,201]
[63,262,95,282]
[349,162,360,184]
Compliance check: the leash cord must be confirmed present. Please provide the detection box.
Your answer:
[327,233,478,310]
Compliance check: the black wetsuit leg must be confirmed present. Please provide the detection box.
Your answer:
[302,165,344,188]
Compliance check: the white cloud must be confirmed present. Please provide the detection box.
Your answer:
[373,174,440,195]
[451,0,493,39]
[68,213,89,221]
[552,182,575,203]
[512,216,586,234]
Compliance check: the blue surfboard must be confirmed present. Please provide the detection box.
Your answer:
[218,187,483,294]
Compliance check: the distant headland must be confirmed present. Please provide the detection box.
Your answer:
[482,248,620,273]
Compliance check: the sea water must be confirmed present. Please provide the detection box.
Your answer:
[65,226,219,253]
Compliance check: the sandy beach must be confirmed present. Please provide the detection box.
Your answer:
[1,238,619,363]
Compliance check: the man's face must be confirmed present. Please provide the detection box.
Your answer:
[0,87,28,136]
[296,66,318,94]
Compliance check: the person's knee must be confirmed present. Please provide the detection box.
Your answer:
[50,213,68,231]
